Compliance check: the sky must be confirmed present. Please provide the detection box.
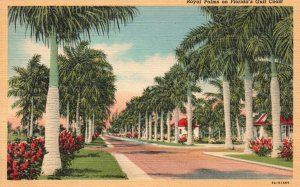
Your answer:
[8,7,216,127]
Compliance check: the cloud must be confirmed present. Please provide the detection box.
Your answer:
[23,39,64,67]
[92,43,133,59]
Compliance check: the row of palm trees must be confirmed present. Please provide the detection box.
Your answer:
[111,7,293,158]
[9,6,139,175]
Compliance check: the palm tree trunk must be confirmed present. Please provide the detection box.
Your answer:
[236,116,241,141]
[76,93,81,136]
[132,125,134,137]
[92,113,95,135]
[66,101,70,131]
[174,106,179,143]
[270,55,282,158]
[244,60,254,154]
[145,112,148,140]
[160,111,164,141]
[223,79,233,149]
[149,114,152,140]
[42,31,62,175]
[138,112,141,139]
[154,111,158,141]
[29,97,34,137]
[187,82,193,145]
[208,125,211,139]
[218,128,221,140]
[125,125,127,133]
[85,118,88,144]
[167,111,171,142]
[87,117,92,143]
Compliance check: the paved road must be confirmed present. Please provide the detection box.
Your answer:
[101,136,292,179]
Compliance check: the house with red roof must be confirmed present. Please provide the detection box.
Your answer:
[171,118,200,138]
[253,113,293,139]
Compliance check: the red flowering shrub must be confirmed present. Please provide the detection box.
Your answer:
[126,132,131,138]
[92,132,100,141]
[178,136,187,144]
[133,132,138,138]
[249,138,272,156]
[59,130,84,169]
[7,138,47,180]
[278,139,293,160]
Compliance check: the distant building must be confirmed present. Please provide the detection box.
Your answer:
[251,113,293,139]
[171,118,200,138]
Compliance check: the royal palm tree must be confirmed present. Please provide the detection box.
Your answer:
[9,6,138,174]
[8,55,49,137]
[235,7,292,156]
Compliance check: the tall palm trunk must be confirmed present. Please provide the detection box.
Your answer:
[87,117,92,143]
[236,116,241,141]
[76,93,81,135]
[125,125,127,133]
[244,60,254,154]
[132,125,134,137]
[92,113,95,135]
[29,97,34,137]
[154,111,158,141]
[160,111,164,141]
[223,78,233,149]
[66,101,70,131]
[42,32,62,175]
[208,125,211,139]
[138,112,141,139]
[149,114,152,140]
[85,118,88,143]
[145,112,148,140]
[186,82,193,145]
[270,55,282,158]
[167,111,171,142]
[174,106,179,143]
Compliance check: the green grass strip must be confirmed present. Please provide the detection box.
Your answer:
[227,154,293,168]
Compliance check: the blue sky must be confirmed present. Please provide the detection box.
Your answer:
[9,6,215,113]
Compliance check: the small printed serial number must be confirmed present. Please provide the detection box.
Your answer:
[272,181,290,185]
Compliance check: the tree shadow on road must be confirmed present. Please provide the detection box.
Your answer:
[150,168,292,179]
[126,150,176,155]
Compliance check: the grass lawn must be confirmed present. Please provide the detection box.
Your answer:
[119,137,194,147]
[85,136,107,148]
[40,149,126,180]
[142,140,194,146]
[227,154,293,168]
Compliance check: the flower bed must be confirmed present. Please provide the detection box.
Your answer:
[59,130,85,169]
[7,137,47,180]
[178,136,187,144]
[278,139,293,161]
[249,138,272,156]
[92,132,100,141]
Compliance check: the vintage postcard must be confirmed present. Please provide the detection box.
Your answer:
[0,0,299,186]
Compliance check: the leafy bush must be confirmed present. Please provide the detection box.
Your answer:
[208,138,224,144]
[7,137,47,180]
[133,132,138,138]
[92,132,100,141]
[126,132,131,138]
[278,139,293,161]
[59,130,84,169]
[178,136,187,144]
[249,138,272,156]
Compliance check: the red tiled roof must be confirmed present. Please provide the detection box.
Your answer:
[171,118,199,128]
[253,114,293,126]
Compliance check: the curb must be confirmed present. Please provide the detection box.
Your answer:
[203,152,292,171]
[107,135,202,149]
